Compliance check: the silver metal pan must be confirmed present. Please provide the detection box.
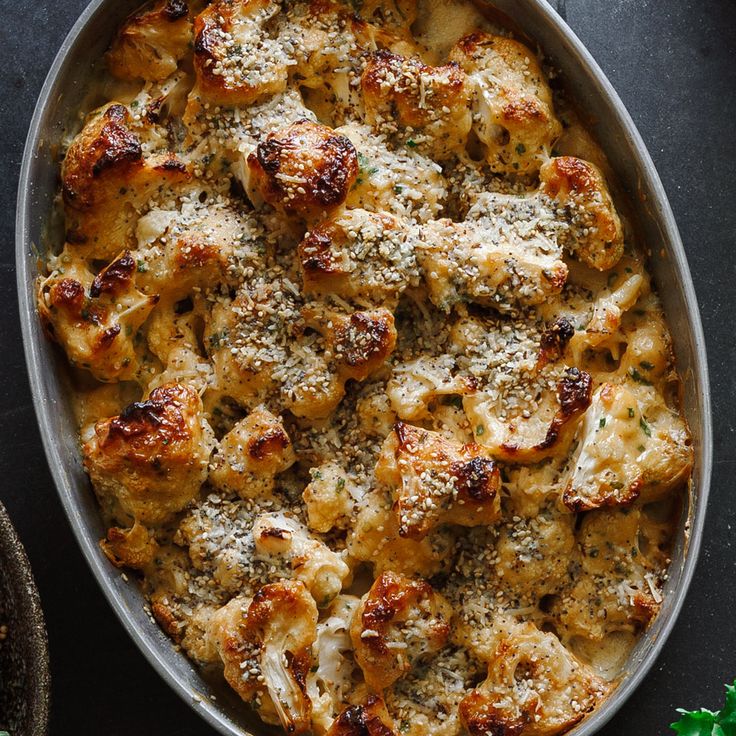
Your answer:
[15,1,712,733]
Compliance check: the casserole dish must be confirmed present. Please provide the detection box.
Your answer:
[16,0,712,733]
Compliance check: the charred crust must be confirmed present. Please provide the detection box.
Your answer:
[251,121,358,213]
[299,227,341,275]
[151,601,183,641]
[162,0,188,21]
[90,252,136,297]
[51,278,85,310]
[331,701,395,736]
[247,427,290,460]
[562,477,642,512]
[105,385,193,444]
[335,312,394,367]
[459,694,526,736]
[452,456,499,501]
[91,105,143,177]
[155,157,188,173]
[557,368,593,417]
[455,31,488,56]
[98,324,121,348]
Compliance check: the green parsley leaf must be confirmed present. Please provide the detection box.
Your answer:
[628,407,635,418]
[671,680,736,735]
[515,143,527,155]
[640,417,652,437]
[639,360,655,370]
[599,417,606,429]
[476,424,485,436]
[629,367,652,385]
[406,139,418,148]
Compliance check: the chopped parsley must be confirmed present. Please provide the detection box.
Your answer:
[628,407,635,418]
[476,424,485,436]
[639,417,652,437]
[515,143,527,155]
[599,417,607,429]
[629,367,652,385]
[406,139,418,148]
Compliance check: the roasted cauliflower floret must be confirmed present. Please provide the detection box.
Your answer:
[338,122,447,223]
[252,512,350,606]
[298,209,421,309]
[387,355,476,422]
[62,103,190,259]
[307,595,362,733]
[449,33,562,175]
[135,203,259,300]
[568,272,645,363]
[361,51,472,158]
[464,366,593,464]
[191,0,290,106]
[326,696,398,736]
[247,120,359,220]
[207,581,318,733]
[107,0,192,82]
[83,383,215,525]
[350,572,452,691]
[416,218,567,314]
[459,619,608,736]
[551,507,667,641]
[209,407,296,499]
[100,519,158,570]
[539,156,624,271]
[562,382,692,511]
[302,306,397,383]
[347,490,457,578]
[37,250,158,382]
[376,422,501,539]
[303,462,357,533]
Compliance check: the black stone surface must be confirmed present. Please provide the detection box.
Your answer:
[1,1,735,733]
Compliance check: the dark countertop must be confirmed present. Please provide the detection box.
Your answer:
[1,1,735,733]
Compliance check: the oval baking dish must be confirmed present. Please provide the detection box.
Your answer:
[16,1,712,734]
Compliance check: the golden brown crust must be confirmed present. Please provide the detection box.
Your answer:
[83,383,214,525]
[327,696,397,736]
[539,157,624,271]
[350,572,452,691]
[107,0,192,81]
[376,422,501,539]
[248,120,359,219]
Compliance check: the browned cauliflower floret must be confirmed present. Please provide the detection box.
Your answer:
[387,356,476,422]
[375,422,501,539]
[134,204,257,301]
[539,156,624,271]
[37,250,158,382]
[207,580,318,733]
[251,511,350,606]
[209,407,296,499]
[561,382,692,511]
[307,595,362,733]
[326,696,398,736]
[350,572,452,691]
[337,122,448,223]
[62,103,191,259]
[100,520,158,570]
[550,507,666,643]
[302,306,397,384]
[302,462,357,533]
[247,120,359,220]
[361,51,472,159]
[83,383,215,525]
[107,0,192,82]
[464,365,593,464]
[459,618,608,736]
[449,33,561,175]
[347,489,457,578]
[298,209,421,309]
[416,218,568,314]
[191,0,290,106]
